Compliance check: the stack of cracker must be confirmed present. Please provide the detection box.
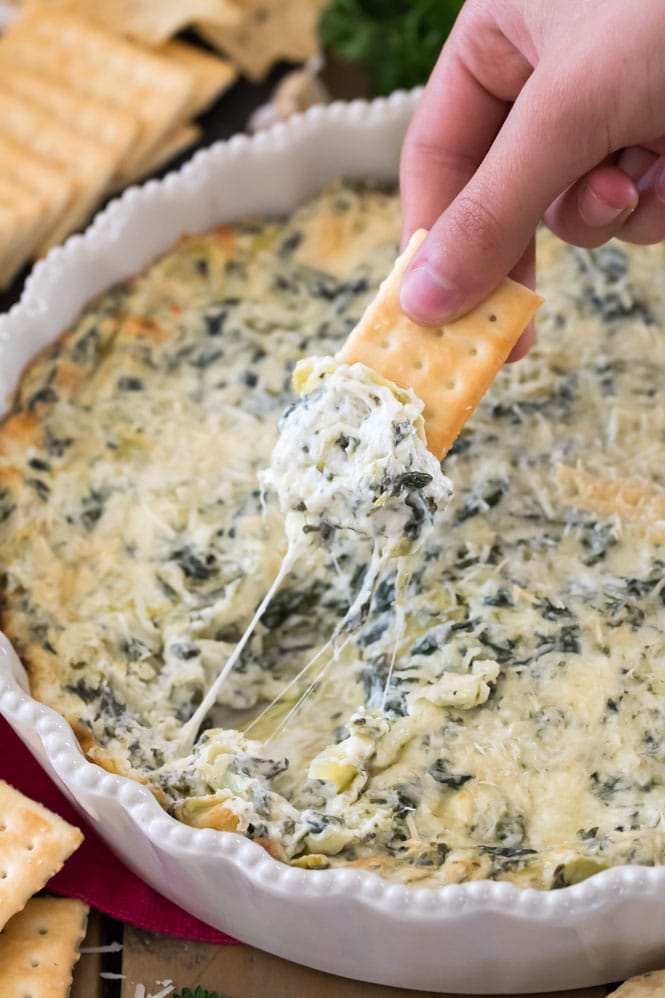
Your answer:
[0,779,87,996]
[0,4,238,288]
[29,0,326,83]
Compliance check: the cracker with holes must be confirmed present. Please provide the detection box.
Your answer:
[0,192,53,289]
[0,67,140,169]
[52,0,241,46]
[0,85,120,253]
[197,0,326,81]
[337,229,543,458]
[0,136,74,255]
[0,896,88,997]
[0,204,24,291]
[0,9,193,176]
[0,781,83,930]
[157,39,237,118]
[0,178,52,288]
[115,122,202,191]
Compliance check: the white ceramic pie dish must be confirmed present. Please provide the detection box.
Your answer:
[2,91,665,993]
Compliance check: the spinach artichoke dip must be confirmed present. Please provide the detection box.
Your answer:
[2,183,665,890]
[262,355,450,561]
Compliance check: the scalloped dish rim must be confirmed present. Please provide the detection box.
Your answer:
[1,90,665,993]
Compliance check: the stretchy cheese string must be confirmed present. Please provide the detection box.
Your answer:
[257,546,386,745]
[176,548,298,754]
[178,523,394,753]
[381,577,407,713]
[175,537,371,752]
[176,362,450,754]
[243,630,349,740]
[261,634,355,747]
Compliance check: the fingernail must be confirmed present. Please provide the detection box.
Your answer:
[579,185,635,227]
[400,264,461,324]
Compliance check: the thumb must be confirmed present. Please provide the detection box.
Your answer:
[400,68,606,324]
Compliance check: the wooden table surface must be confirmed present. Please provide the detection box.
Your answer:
[70,908,623,998]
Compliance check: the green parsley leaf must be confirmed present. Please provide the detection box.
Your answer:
[319,0,465,95]
[173,988,231,998]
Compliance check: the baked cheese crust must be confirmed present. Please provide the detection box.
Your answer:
[2,183,665,889]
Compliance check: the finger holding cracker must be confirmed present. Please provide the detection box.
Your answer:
[337,229,543,458]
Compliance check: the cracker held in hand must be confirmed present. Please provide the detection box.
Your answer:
[337,229,543,458]
[0,896,88,998]
[0,781,83,930]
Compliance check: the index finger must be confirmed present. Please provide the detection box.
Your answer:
[399,7,529,246]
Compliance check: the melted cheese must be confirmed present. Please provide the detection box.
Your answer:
[177,356,451,749]
[263,356,451,559]
[2,185,665,888]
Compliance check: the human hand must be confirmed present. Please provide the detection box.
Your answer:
[399,0,665,359]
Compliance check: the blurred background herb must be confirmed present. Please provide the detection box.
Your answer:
[318,0,465,95]
[173,988,230,998]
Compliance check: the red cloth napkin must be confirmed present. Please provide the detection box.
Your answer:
[0,717,239,944]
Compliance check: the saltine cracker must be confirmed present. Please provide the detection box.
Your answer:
[0,67,139,169]
[0,180,48,288]
[0,9,194,175]
[0,205,22,290]
[44,0,241,46]
[337,229,543,458]
[0,135,73,254]
[197,0,326,82]
[158,39,237,118]
[0,781,83,930]
[0,85,120,251]
[0,896,88,998]
[114,123,202,191]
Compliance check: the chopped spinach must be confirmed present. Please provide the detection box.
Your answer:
[27,385,59,410]
[171,641,201,660]
[0,489,15,523]
[393,471,433,492]
[79,489,110,532]
[410,632,439,656]
[427,759,473,789]
[171,547,218,581]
